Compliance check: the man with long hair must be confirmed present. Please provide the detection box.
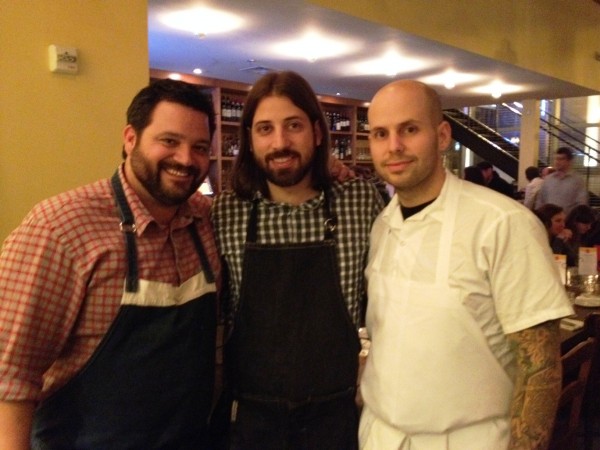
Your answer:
[212,71,383,449]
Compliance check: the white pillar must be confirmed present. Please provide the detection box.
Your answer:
[518,99,541,189]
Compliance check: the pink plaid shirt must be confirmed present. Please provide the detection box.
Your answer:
[0,166,219,402]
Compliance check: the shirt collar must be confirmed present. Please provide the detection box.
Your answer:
[116,164,207,235]
[251,186,326,211]
[382,170,455,227]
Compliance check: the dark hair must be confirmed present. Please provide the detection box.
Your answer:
[566,204,596,227]
[525,166,540,181]
[476,161,493,170]
[231,71,331,199]
[535,203,564,230]
[122,79,216,158]
[556,146,574,160]
[463,166,485,185]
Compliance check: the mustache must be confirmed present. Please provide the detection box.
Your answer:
[265,148,300,162]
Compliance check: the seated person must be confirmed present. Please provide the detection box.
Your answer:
[566,204,596,253]
[535,203,577,267]
[463,165,485,186]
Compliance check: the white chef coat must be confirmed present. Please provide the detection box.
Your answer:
[360,171,573,449]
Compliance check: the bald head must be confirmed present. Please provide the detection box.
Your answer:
[367,79,451,206]
[370,80,444,126]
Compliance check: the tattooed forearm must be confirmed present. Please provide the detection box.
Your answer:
[506,320,562,450]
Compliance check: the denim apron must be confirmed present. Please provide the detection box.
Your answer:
[226,192,360,449]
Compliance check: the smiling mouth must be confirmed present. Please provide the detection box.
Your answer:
[162,163,198,179]
[267,149,299,168]
[386,160,411,171]
[164,167,192,177]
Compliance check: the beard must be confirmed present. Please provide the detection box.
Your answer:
[256,148,314,187]
[129,144,203,207]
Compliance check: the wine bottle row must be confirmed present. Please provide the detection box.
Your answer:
[221,97,244,121]
[325,111,351,132]
[357,110,370,132]
[331,138,352,160]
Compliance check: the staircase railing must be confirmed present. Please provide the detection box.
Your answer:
[493,103,600,206]
[500,103,600,166]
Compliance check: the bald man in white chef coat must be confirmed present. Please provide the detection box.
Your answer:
[359,80,573,450]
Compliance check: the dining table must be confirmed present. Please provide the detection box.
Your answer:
[560,303,600,353]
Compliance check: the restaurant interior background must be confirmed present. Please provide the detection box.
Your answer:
[1,0,600,240]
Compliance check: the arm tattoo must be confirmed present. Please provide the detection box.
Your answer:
[506,320,562,450]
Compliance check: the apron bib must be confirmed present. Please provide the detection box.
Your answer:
[31,171,217,449]
[227,193,360,404]
[360,184,512,447]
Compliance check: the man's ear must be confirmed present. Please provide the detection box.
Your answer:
[122,125,137,156]
[313,121,323,147]
[437,120,452,152]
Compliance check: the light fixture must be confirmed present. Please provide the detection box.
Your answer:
[271,29,357,62]
[168,73,182,80]
[160,7,244,36]
[193,68,203,75]
[421,70,483,90]
[471,80,523,98]
[348,48,431,77]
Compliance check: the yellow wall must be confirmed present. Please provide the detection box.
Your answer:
[0,1,148,241]
[312,0,600,93]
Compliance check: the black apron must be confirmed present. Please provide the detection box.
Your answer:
[227,192,360,404]
[31,171,217,449]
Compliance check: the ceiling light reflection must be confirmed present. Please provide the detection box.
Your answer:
[161,7,245,35]
[271,29,358,62]
[471,80,523,98]
[348,49,431,77]
[420,70,484,89]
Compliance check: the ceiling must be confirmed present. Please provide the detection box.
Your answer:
[148,0,599,110]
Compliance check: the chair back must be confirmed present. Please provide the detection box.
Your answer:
[550,337,595,450]
[583,313,600,449]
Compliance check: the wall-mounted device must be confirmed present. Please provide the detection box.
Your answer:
[48,45,78,74]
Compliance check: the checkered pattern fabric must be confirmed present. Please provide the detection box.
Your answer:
[212,178,384,326]
[0,166,219,401]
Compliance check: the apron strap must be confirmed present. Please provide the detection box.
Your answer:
[245,199,260,243]
[187,224,216,284]
[245,191,338,243]
[323,190,337,241]
[111,170,139,292]
[111,170,216,290]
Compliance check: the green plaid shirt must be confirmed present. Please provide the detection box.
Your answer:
[212,178,384,326]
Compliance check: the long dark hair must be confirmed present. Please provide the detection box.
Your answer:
[231,71,331,199]
[535,203,564,231]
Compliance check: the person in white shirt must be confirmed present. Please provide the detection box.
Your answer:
[523,166,544,209]
[359,79,573,450]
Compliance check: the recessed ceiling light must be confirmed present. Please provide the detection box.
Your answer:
[271,29,357,62]
[420,70,483,89]
[193,68,203,75]
[472,80,522,98]
[348,49,431,77]
[160,7,244,36]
